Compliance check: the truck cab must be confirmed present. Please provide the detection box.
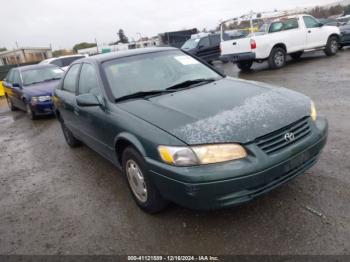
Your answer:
[220,14,341,71]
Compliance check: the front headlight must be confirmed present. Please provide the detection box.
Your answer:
[158,144,247,166]
[31,96,51,103]
[311,101,317,121]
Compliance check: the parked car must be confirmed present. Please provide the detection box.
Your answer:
[339,21,350,49]
[2,64,64,119]
[220,14,341,71]
[53,47,327,213]
[318,18,340,27]
[181,33,221,63]
[40,55,87,71]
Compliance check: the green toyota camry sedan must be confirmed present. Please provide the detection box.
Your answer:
[53,47,327,213]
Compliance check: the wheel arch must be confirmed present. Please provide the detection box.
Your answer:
[271,43,287,53]
[114,133,147,166]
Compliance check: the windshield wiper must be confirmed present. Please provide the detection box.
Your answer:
[26,78,61,86]
[115,90,174,102]
[166,78,217,91]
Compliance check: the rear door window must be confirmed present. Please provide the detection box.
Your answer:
[283,18,299,30]
[62,64,80,93]
[78,63,101,96]
[269,22,284,33]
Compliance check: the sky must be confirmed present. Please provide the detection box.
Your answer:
[0,0,337,50]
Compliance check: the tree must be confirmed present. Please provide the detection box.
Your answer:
[72,42,97,53]
[118,29,129,43]
[0,47,7,52]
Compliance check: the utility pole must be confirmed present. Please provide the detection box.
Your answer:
[15,41,19,49]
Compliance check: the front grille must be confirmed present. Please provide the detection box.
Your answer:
[256,117,311,155]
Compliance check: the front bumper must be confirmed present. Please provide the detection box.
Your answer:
[220,52,256,62]
[31,101,54,115]
[147,116,328,210]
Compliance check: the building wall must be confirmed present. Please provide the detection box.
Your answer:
[0,48,52,65]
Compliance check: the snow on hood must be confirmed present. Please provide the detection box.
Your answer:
[171,87,311,144]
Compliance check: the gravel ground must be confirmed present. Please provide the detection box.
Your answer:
[0,49,349,255]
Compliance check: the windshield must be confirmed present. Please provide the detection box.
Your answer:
[181,38,200,50]
[22,67,64,85]
[103,50,222,99]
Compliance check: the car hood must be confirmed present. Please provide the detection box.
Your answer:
[23,80,60,96]
[118,77,311,145]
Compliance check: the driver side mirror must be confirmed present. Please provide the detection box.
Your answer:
[319,22,324,27]
[76,93,102,107]
[12,83,22,88]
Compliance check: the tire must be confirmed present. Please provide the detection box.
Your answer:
[6,96,16,111]
[290,51,303,60]
[26,103,37,120]
[324,36,338,56]
[268,47,287,69]
[122,146,168,213]
[60,122,81,147]
[236,60,253,71]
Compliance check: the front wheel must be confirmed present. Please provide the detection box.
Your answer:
[26,104,37,120]
[324,36,338,56]
[268,47,287,69]
[122,147,168,213]
[236,60,253,71]
[60,122,81,147]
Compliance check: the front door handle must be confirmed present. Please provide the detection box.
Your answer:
[308,30,311,33]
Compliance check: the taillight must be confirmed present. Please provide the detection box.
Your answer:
[250,39,256,49]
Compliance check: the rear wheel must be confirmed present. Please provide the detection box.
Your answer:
[324,36,338,56]
[236,60,253,71]
[268,47,286,69]
[26,103,37,120]
[290,51,303,60]
[61,122,81,147]
[122,146,168,213]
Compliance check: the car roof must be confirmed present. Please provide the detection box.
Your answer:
[40,54,86,63]
[78,47,177,64]
[15,64,59,72]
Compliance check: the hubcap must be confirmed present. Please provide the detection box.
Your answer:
[126,160,147,203]
[331,40,338,53]
[274,51,285,66]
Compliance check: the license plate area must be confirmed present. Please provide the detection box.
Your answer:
[284,151,311,173]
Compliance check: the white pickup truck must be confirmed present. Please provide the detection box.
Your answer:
[220,14,341,71]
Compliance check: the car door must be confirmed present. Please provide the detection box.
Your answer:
[303,16,325,49]
[75,62,113,160]
[55,63,81,135]
[196,37,212,61]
